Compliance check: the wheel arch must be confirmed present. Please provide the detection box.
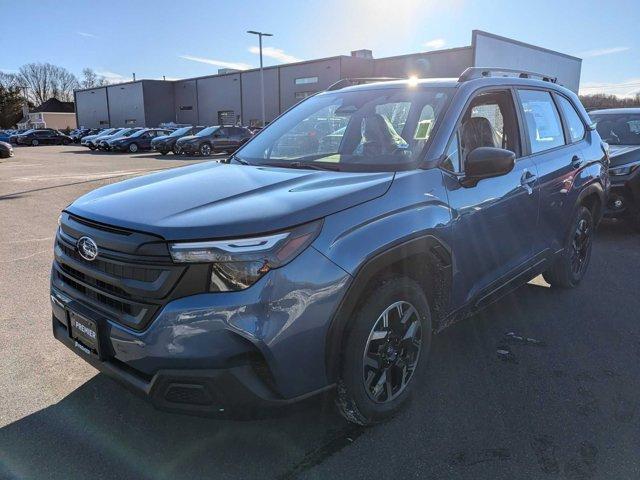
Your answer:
[325,234,453,383]
[577,181,605,225]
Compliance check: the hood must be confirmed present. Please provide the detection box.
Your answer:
[608,145,640,168]
[67,162,394,241]
[152,135,171,143]
[176,135,199,144]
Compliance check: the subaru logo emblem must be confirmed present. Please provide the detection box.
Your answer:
[77,236,98,261]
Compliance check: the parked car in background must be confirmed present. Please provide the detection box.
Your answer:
[97,128,143,150]
[69,128,93,143]
[81,128,118,149]
[86,128,127,149]
[590,108,640,230]
[9,130,29,144]
[175,125,253,156]
[0,140,13,158]
[16,129,72,146]
[109,128,173,153]
[0,130,16,143]
[151,125,205,155]
[51,70,607,424]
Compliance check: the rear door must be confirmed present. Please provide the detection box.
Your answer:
[515,89,586,254]
[444,88,541,306]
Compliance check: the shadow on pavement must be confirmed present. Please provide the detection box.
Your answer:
[0,375,351,480]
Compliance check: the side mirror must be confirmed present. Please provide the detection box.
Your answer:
[461,147,515,187]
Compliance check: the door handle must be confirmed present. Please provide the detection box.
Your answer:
[520,170,537,195]
[571,155,583,169]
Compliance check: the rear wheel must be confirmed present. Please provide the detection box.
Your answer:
[335,277,431,425]
[543,206,594,288]
[160,150,168,156]
[199,143,212,156]
[128,143,138,153]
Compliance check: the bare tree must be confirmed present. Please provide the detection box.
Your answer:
[81,68,110,88]
[16,63,79,104]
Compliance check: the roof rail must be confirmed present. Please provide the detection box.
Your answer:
[326,77,401,91]
[458,67,557,84]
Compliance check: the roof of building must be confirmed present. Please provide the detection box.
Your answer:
[31,98,75,113]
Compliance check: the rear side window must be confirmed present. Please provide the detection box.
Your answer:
[517,90,565,154]
[556,95,585,143]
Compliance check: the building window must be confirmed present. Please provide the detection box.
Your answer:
[99,120,109,125]
[295,91,314,100]
[179,105,193,111]
[295,76,318,85]
[125,119,136,125]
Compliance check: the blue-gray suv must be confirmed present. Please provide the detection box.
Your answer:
[51,68,609,425]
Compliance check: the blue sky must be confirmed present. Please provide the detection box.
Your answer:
[1,0,638,96]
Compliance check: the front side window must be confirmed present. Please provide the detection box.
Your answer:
[236,86,452,172]
[518,90,565,154]
[590,113,640,146]
[450,90,520,172]
[556,95,585,143]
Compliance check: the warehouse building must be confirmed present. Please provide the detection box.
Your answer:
[74,30,582,129]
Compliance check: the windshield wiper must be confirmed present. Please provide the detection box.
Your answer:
[229,154,251,165]
[264,161,341,171]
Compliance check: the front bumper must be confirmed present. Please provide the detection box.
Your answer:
[51,245,350,415]
[604,167,640,218]
[178,142,199,154]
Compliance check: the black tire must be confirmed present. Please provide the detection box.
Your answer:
[543,206,594,288]
[335,277,432,425]
[89,144,96,150]
[31,139,39,146]
[63,139,70,145]
[160,150,168,156]
[128,143,139,153]
[199,143,212,156]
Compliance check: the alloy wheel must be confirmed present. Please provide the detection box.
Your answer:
[200,144,211,156]
[362,301,422,403]
[570,217,592,277]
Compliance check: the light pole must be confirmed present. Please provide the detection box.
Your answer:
[247,30,272,126]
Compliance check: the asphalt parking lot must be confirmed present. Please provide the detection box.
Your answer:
[1,145,640,480]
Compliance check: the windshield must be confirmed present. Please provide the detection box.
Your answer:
[235,86,452,171]
[130,129,147,138]
[197,126,220,137]
[591,113,640,146]
[169,127,192,137]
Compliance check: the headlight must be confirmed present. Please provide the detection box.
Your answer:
[610,163,639,176]
[169,220,323,291]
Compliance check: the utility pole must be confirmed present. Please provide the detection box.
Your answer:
[247,30,273,126]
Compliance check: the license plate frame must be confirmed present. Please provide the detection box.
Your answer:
[69,310,101,358]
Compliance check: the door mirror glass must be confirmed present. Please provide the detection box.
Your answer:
[461,147,515,187]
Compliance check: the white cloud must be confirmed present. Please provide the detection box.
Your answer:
[579,46,630,58]
[179,55,252,70]
[77,31,98,39]
[423,38,446,50]
[248,46,301,63]
[580,78,640,98]
[95,70,128,82]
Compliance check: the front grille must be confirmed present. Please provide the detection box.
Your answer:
[58,242,161,282]
[51,214,201,330]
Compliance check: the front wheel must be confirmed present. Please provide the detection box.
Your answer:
[31,139,39,146]
[199,143,212,156]
[128,143,138,153]
[543,206,594,288]
[335,277,432,425]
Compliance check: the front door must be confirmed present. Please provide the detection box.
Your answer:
[443,88,540,306]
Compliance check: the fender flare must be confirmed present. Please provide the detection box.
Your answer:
[576,181,606,223]
[324,234,452,383]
